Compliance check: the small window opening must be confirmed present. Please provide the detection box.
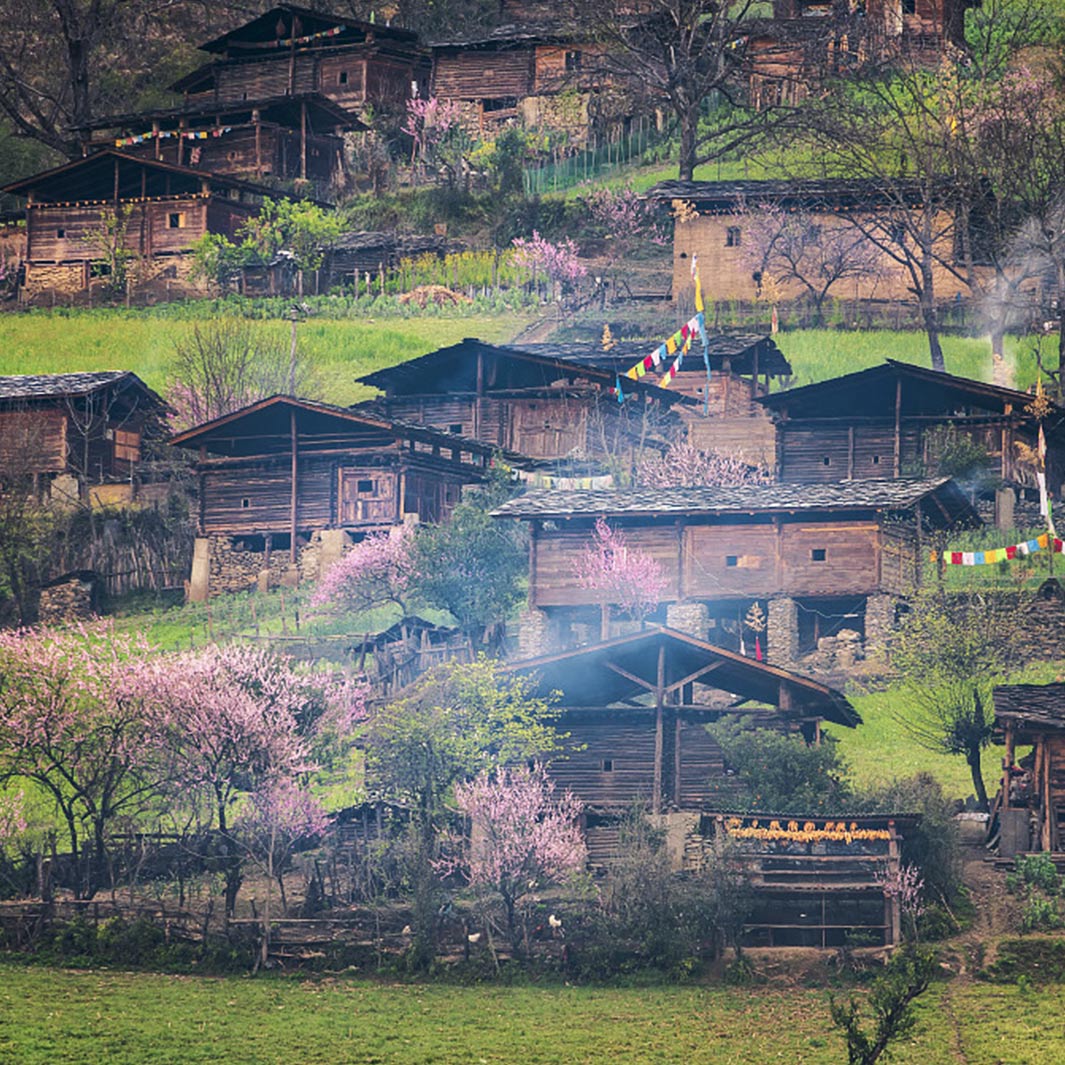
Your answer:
[565,50,582,72]
[357,479,375,494]
[168,212,185,229]
[240,497,251,509]
[57,228,65,238]
[338,70,349,84]
[872,455,880,465]
[449,423,463,435]
[601,759,614,772]
[902,0,916,12]
[811,548,827,562]
[726,226,742,247]
[726,555,739,567]
[822,456,831,466]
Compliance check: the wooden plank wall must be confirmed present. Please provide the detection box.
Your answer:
[432,48,533,99]
[685,410,777,467]
[0,409,67,473]
[201,458,336,534]
[547,714,657,808]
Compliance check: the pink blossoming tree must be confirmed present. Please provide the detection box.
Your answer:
[403,95,465,186]
[447,763,585,955]
[511,231,587,299]
[636,441,773,489]
[575,517,668,636]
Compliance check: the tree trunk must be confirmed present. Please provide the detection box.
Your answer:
[917,269,945,371]
[967,746,989,812]
[677,105,697,182]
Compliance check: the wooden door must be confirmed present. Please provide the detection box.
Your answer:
[339,468,396,526]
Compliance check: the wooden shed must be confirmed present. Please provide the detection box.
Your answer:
[758,360,1065,495]
[172,5,429,114]
[0,151,277,300]
[505,627,909,946]
[520,334,792,466]
[0,371,167,499]
[992,684,1065,855]
[79,95,363,198]
[353,338,693,467]
[493,478,980,660]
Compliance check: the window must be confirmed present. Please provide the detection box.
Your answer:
[240,497,251,509]
[726,555,739,567]
[872,455,880,466]
[811,548,827,562]
[482,96,518,112]
[57,228,66,239]
[601,759,614,772]
[357,479,375,494]
[113,428,140,463]
[565,50,582,73]
[726,226,742,247]
[338,70,348,85]
[168,212,186,229]
[902,0,916,12]
[822,456,831,466]
[449,423,463,435]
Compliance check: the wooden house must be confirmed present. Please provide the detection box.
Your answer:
[171,5,429,115]
[519,334,792,466]
[353,339,694,469]
[492,478,979,662]
[505,627,911,947]
[79,96,363,200]
[0,150,277,300]
[992,684,1065,856]
[645,178,971,305]
[758,360,1065,496]
[169,395,503,599]
[0,371,167,503]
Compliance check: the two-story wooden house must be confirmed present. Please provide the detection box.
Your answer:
[758,360,1065,498]
[169,394,506,599]
[171,5,429,115]
[353,338,694,472]
[0,150,281,301]
[0,371,168,504]
[492,478,979,663]
[79,96,363,199]
[521,334,792,466]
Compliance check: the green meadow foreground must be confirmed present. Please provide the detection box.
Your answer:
[0,963,1060,1065]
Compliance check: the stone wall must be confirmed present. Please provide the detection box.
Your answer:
[666,601,709,640]
[39,576,96,625]
[767,596,799,666]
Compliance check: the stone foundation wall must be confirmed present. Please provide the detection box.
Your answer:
[864,593,898,659]
[767,596,799,666]
[518,606,553,659]
[666,601,709,640]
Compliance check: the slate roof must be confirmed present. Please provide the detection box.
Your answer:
[993,684,1065,733]
[0,371,164,407]
[491,478,978,525]
[514,334,793,377]
[645,178,933,213]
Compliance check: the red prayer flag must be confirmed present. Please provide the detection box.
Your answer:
[643,355,654,370]
[951,552,963,565]
[1006,545,1017,559]
[755,636,762,662]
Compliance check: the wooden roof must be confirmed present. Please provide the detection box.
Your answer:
[196,4,419,54]
[491,477,980,527]
[993,684,1065,736]
[0,371,166,411]
[759,360,1063,425]
[355,339,697,406]
[505,626,861,727]
[645,178,933,214]
[514,334,793,378]
[0,150,299,205]
[168,394,507,461]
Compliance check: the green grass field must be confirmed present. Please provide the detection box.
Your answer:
[0,310,529,408]
[0,963,1058,1065]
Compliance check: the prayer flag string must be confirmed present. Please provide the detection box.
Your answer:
[931,533,1063,565]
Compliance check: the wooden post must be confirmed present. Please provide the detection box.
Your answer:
[893,376,902,477]
[178,119,186,166]
[152,121,161,160]
[1042,738,1053,851]
[290,409,299,563]
[673,712,682,807]
[253,109,262,177]
[1002,721,1014,811]
[887,819,901,945]
[300,100,307,180]
[915,499,924,587]
[474,349,484,440]
[653,642,665,815]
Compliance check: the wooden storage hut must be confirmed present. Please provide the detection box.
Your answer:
[493,478,979,661]
[646,178,971,305]
[758,360,1065,496]
[520,334,792,466]
[353,338,693,467]
[992,684,1065,855]
[0,371,167,501]
[79,96,363,198]
[0,151,276,300]
[505,627,910,946]
[171,5,429,114]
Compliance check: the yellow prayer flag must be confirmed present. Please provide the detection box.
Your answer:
[1039,533,1050,548]
[695,274,704,313]
[665,337,677,355]
[625,367,638,381]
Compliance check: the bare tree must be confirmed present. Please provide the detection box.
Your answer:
[167,318,322,430]
[735,200,885,325]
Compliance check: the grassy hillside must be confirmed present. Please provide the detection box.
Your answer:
[0,309,531,408]
[0,961,1059,1065]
